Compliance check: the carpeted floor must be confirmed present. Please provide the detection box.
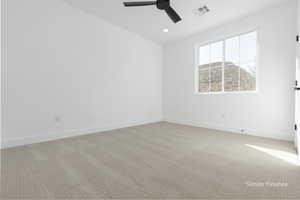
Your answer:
[1,122,300,199]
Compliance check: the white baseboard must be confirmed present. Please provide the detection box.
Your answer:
[164,119,293,142]
[1,119,162,149]
[2,118,293,149]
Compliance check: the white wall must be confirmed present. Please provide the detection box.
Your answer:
[0,0,2,148]
[299,0,300,30]
[163,2,297,141]
[1,0,163,148]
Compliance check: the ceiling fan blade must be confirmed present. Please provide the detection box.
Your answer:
[165,7,182,23]
[123,1,156,7]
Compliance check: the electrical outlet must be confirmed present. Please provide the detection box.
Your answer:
[54,116,62,123]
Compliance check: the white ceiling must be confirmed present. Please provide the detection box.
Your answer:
[62,0,290,44]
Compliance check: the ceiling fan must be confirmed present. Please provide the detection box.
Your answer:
[123,0,182,23]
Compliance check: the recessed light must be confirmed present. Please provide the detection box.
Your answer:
[163,28,169,33]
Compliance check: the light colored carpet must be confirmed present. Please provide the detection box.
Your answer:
[1,122,300,199]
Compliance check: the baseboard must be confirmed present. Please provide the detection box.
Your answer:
[164,119,293,142]
[1,119,163,149]
[2,118,292,149]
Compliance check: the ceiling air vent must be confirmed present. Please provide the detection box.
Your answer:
[195,5,210,16]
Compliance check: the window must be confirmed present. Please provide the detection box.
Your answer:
[196,31,257,93]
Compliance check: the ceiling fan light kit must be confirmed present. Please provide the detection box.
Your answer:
[123,0,182,23]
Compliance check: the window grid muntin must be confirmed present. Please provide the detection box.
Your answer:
[196,31,257,94]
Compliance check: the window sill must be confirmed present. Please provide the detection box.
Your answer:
[194,91,258,95]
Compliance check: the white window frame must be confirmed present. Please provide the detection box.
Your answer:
[194,29,260,95]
